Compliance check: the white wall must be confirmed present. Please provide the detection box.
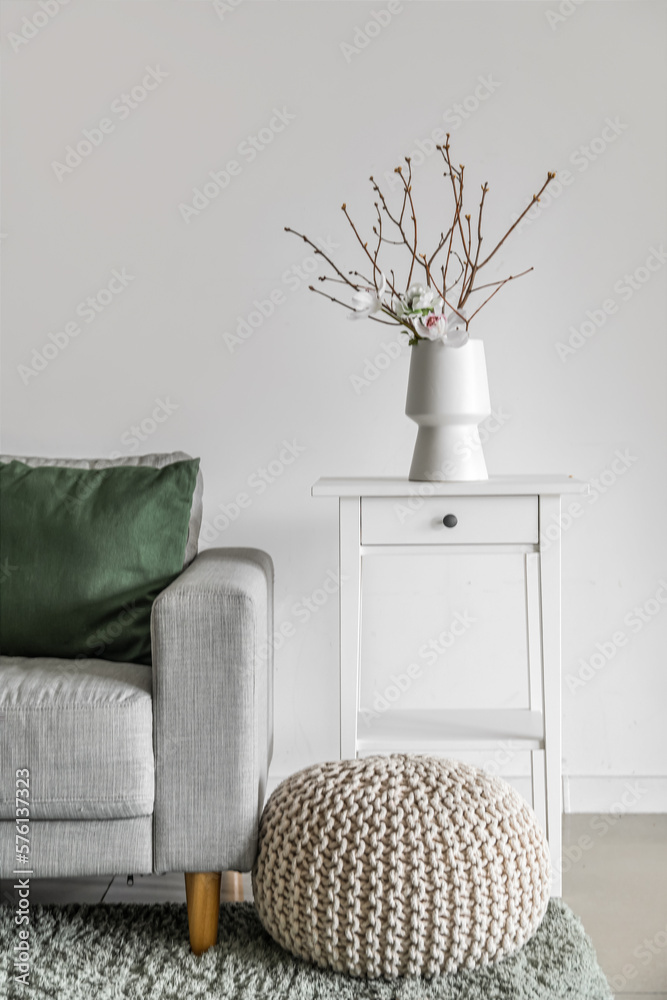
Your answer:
[2,0,665,810]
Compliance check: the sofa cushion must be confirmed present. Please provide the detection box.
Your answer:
[0,656,154,821]
[0,451,203,568]
[0,457,199,664]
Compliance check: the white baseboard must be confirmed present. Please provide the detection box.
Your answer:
[563,775,667,813]
[267,772,667,813]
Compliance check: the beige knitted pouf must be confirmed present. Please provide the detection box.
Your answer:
[252,754,551,979]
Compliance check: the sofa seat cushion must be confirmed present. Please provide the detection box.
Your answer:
[0,656,154,821]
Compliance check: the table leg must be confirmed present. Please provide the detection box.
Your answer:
[339,497,361,760]
[539,494,563,897]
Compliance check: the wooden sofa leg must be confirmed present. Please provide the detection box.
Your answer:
[185,872,221,955]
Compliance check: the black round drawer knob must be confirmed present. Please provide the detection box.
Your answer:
[442,514,458,528]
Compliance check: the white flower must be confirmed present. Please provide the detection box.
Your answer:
[398,284,444,317]
[442,308,469,347]
[412,306,469,346]
[413,289,442,313]
[404,283,425,302]
[414,313,447,342]
[443,327,469,347]
[348,273,387,320]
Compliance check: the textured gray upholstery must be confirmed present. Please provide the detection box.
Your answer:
[0,657,154,821]
[0,444,272,879]
[0,817,153,877]
[152,548,274,874]
[0,451,203,567]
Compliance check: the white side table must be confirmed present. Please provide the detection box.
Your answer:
[312,475,588,896]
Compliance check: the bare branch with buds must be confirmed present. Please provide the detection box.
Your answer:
[286,137,555,344]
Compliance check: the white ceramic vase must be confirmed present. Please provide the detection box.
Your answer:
[405,338,491,482]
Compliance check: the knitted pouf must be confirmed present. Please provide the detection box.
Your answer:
[252,754,551,979]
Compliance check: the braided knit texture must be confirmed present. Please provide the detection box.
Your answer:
[252,754,551,979]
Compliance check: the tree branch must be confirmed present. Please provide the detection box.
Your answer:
[479,172,555,268]
[464,266,533,295]
[284,227,359,290]
[466,268,534,322]
[288,142,554,338]
[341,203,380,291]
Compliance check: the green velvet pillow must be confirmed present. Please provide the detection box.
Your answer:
[0,458,200,665]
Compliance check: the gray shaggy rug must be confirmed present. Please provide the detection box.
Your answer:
[0,898,611,999]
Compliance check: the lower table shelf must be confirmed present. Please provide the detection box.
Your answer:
[356,708,545,754]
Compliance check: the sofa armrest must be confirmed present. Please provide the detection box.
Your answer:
[151,547,273,873]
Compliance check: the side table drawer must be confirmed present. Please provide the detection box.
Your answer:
[361,495,538,545]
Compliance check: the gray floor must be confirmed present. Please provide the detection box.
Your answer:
[561,814,667,999]
[2,815,666,997]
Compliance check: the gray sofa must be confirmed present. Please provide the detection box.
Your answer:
[0,453,273,953]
